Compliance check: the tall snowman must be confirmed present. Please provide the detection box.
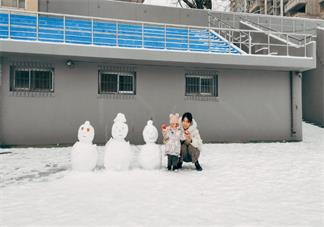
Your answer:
[104,113,133,171]
[138,120,162,170]
[71,121,98,171]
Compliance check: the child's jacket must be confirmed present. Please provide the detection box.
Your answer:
[162,127,183,157]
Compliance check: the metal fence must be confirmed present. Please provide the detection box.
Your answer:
[209,10,324,35]
[0,8,317,58]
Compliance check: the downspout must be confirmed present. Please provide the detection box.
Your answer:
[290,71,303,139]
[0,57,2,145]
[290,71,296,135]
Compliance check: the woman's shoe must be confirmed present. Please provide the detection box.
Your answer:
[194,161,203,171]
[177,161,183,169]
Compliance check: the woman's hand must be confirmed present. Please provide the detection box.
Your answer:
[184,130,192,143]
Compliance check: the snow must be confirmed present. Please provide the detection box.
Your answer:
[71,142,98,171]
[71,121,98,171]
[138,143,162,169]
[104,138,133,171]
[138,120,162,169]
[104,113,133,171]
[1,122,323,226]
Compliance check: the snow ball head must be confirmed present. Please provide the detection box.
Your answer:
[78,121,95,144]
[112,113,128,141]
[143,120,158,144]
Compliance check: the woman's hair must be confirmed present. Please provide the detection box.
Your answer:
[182,112,193,123]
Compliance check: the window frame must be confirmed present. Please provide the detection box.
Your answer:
[185,73,218,97]
[0,0,26,9]
[98,71,136,95]
[13,68,30,91]
[10,66,55,92]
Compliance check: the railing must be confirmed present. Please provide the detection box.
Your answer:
[208,12,252,53]
[213,27,315,57]
[207,11,317,56]
[238,16,316,46]
[0,8,316,58]
[209,10,324,35]
[0,8,242,54]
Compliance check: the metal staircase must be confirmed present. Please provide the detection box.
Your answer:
[207,12,316,57]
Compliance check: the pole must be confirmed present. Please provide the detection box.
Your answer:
[265,0,267,15]
[244,0,247,13]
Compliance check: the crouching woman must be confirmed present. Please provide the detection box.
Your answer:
[178,112,203,171]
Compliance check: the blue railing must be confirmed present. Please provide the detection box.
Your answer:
[0,9,241,54]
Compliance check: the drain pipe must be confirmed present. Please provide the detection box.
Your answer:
[0,57,2,145]
[0,57,2,87]
[290,71,303,140]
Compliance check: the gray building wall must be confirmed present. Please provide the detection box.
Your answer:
[38,0,209,26]
[38,0,324,33]
[0,55,302,146]
[303,28,324,127]
[0,1,310,145]
[239,21,323,127]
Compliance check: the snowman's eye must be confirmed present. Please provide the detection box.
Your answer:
[87,128,90,132]
[81,127,84,130]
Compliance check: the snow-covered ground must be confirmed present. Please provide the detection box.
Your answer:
[0,122,323,226]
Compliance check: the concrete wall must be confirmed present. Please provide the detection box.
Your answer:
[0,55,302,146]
[303,28,324,127]
[38,0,209,26]
[0,0,38,11]
[238,21,323,127]
[26,0,38,11]
[38,0,324,33]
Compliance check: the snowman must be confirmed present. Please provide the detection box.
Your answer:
[71,121,98,171]
[104,113,133,171]
[138,120,162,170]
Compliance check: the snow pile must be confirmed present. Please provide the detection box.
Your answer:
[0,122,323,226]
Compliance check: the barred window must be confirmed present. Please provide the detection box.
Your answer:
[1,0,25,8]
[10,67,54,92]
[99,71,136,94]
[185,74,218,96]
[18,0,24,8]
[14,70,30,90]
[31,70,53,91]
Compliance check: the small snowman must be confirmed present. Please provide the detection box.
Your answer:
[71,121,98,171]
[104,113,133,171]
[138,120,162,170]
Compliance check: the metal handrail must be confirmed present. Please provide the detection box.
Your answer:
[238,16,315,44]
[209,10,324,35]
[209,15,251,42]
[0,7,316,58]
[0,8,316,36]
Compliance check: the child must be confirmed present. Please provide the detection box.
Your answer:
[162,113,183,171]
